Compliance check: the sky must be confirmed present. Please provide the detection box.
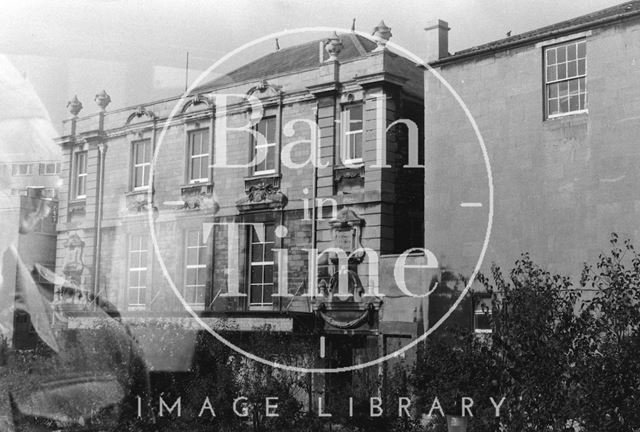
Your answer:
[0,0,624,132]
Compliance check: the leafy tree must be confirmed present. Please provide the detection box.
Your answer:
[573,234,640,431]
[411,235,640,432]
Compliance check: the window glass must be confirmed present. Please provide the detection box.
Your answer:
[248,224,274,306]
[544,39,587,117]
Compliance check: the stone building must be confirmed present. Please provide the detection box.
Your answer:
[53,24,430,407]
[425,1,640,281]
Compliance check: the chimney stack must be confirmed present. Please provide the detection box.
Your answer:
[423,19,450,63]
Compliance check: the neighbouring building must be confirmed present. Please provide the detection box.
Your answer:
[424,0,640,291]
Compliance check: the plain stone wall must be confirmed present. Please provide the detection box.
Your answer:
[425,18,640,281]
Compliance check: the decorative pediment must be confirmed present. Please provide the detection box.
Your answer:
[247,80,282,98]
[181,93,213,113]
[125,106,157,125]
[330,207,365,230]
[236,176,287,212]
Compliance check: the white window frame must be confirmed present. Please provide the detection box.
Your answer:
[39,161,59,176]
[184,229,207,308]
[544,38,587,119]
[341,103,364,165]
[132,139,151,190]
[252,116,277,176]
[187,128,210,184]
[127,234,148,311]
[12,163,33,177]
[74,151,87,199]
[248,224,274,307]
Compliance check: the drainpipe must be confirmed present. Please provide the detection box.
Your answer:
[311,101,319,269]
[92,90,110,307]
[93,141,106,307]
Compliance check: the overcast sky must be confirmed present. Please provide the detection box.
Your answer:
[0,0,623,132]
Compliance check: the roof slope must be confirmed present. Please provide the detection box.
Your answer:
[435,0,640,65]
[195,33,377,91]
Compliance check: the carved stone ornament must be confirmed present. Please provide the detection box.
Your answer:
[334,165,365,191]
[324,32,343,61]
[68,200,86,218]
[247,80,283,98]
[62,232,85,287]
[126,105,157,125]
[181,183,217,211]
[372,20,392,50]
[330,207,365,263]
[94,90,111,111]
[236,176,287,212]
[181,93,213,113]
[66,95,83,117]
[125,191,155,214]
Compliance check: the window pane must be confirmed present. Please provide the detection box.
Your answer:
[250,285,262,304]
[135,167,143,187]
[546,48,556,65]
[143,166,149,186]
[266,117,276,143]
[353,133,363,159]
[197,268,207,285]
[186,268,197,286]
[266,145,276,170]
[264,244,273,262]
[190,157,200,180]
[195,288,205,304]
[128,288,140,304]
[263,265,273,283]
[577,41,586,58]
[559,97,569,113]
[557,63,566,80]
[198,248,207,266]
[251,244,263,262]
[579,93,586,110]
[265,227,274,243]
[569,79,579,95]
[347,105,363,131]
[568,60,577,78]
[546,66,556,82]
[559,81,569,96]
[557,45,566,63]
[475,313,492,330]
[569,95,579,111]
[549,83,558,98]
[578,59,586,75]
[200,157,209,180]
[263,285,273,303]
[187,247,198,265]
[567,43,576,61]
[548,99,558,116]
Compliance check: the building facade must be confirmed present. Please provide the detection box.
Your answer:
[53,26,433,408]
[425,1,640,287]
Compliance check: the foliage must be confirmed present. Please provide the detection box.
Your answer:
[411,234,640,432]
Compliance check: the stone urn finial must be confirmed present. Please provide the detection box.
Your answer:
[325,32,343,61]
[66,95,83,117]
[372,20,392,50]
[95,90,111,111]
